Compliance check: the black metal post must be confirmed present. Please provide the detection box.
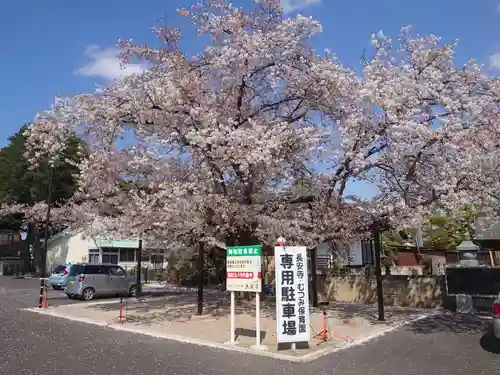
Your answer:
[310,247,318,308]
[197,241,204,316]
[38,166,53,308]
[136,239,143,297]
[373,225,385,321]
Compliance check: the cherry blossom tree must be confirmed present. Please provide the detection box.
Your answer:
[19,0,498,252]
[333,28,496,231]
[23,0,348,247]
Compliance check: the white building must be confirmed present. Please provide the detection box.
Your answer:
[45,230,168,273]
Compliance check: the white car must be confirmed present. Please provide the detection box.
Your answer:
[493,293,500,339]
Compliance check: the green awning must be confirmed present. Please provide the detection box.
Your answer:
[93,239,141,248]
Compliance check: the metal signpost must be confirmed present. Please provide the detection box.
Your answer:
[226,245,265,350]
[275,242,310,349]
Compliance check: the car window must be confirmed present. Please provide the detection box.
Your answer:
[108,266,127,276]
[84,265,104,275]
[68,265,83,276]
[53,265,66,274]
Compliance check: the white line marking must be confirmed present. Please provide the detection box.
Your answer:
[22,307,435,362]
[60,299,124,307]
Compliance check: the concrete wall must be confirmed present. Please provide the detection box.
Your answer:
[45,230,167,272]
[46,231,94,271]
[318,275,445,309]
[263,253,445,309]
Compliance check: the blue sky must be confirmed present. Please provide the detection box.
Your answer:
[1,0,499,197]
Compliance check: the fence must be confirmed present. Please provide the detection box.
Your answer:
[121,265,168,284]
[0,258,24,276]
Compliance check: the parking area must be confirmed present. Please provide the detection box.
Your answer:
[0,276,179,308]
[0,276,80,307]
[3,275,500,374]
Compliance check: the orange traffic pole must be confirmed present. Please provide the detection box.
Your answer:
[322,311,327,339]
[38,281,44,308]
[119,299,123,323]
[313,309,329,346]
[43,285,48,308]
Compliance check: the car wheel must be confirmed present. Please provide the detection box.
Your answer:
[52,285,59,290]
[129,285,137,297]
[82,287,95,301]
[66,293,75,300]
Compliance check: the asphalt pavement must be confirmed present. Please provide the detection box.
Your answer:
[1,276,500,375]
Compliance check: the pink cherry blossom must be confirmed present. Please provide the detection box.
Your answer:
[15,1,499,246]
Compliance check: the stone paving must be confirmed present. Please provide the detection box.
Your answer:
[5,277,500,374]
[30,290,430,360]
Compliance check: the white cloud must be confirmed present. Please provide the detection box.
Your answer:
[74,45,144,80]
[489,53,500,71]
[281,0,322,13]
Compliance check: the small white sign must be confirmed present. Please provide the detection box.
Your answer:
[275,246,310,344]
[226,246,262,292]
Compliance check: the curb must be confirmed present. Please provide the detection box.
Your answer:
[22,307,435,362]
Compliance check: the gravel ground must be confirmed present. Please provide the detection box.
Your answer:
[1,277,500,375]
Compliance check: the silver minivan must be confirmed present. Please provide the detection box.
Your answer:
[64,263,137,301]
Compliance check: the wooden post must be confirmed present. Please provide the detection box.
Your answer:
[310,247,318,308]
[373,225,385,321]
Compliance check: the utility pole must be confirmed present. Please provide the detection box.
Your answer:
[373,224,385,321]
[38,166,53,308]
[136,238,143,297]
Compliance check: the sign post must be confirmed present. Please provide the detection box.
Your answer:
[275,241,310,350]
[226,245,266,350]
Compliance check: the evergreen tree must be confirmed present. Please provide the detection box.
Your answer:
[0,125,85,269]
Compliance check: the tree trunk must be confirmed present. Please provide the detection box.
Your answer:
[373,226,385,321]
[197,241,205,315]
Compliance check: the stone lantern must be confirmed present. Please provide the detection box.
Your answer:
[456,234,480,266]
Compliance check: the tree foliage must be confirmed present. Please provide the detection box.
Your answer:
[0,125,84,230]
[382,206,476,251]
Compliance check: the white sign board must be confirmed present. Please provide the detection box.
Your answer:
[275,246,310,344]
[226,246,262,292]
[347,240,363,266]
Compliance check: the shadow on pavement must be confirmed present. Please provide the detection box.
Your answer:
[321,302,425,325]
[92,290,204,312]
[407,312,490,335]
[480,330,500,354]
[234,327,267,341]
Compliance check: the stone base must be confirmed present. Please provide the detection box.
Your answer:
[456,294,475,314]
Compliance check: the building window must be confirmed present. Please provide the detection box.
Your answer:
[151,254,164,263]
[0,232,13,245]
[101,247,119,264]
[88,249,100,264]
[119,248,135,262]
